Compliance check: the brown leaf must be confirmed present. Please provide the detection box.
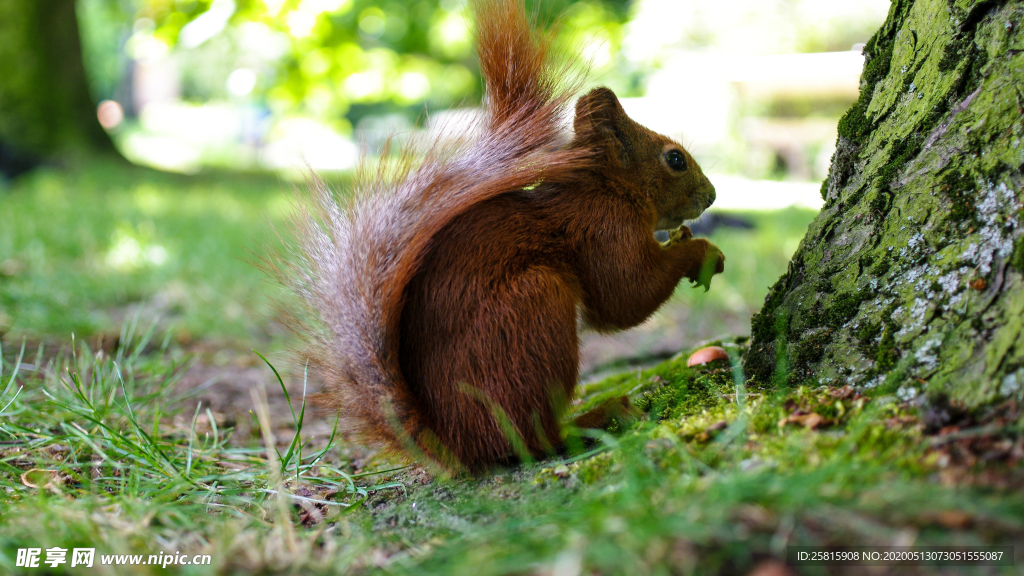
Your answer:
[21,469,62,493]
[931,510,974,529]
[706,420,728,433]
[779,412,826,430]
[746,559,797,576]
[800,413,824,429]
[829,385,855,400]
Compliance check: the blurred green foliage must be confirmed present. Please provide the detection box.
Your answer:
[80,0,631,132]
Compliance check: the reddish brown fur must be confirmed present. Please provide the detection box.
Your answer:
[278,0,723,472]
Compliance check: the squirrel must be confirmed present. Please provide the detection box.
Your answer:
[276,0,724,472]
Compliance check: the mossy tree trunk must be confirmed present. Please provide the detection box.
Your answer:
[745,0,1024,408]
[0,0,120,164]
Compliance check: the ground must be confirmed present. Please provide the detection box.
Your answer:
[1,165,1022,575]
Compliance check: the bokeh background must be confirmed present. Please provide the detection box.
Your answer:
[80,0,887,183]
[1,0,890,374]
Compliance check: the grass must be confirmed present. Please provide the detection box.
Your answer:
[0,329,404,573]
[1,333,1021,574]
[0,162,296,346]
[1,165,1021,574]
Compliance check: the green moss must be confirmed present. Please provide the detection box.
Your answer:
[856,321,882,353]
[836,25,897,146]
[836,101,872,143]
[937,0,994,75]
[1011,237,1024,274]
[872,256,892,277]
[940,170,980,226]
[863,43,895,88]
[970,315,987,333]
[856,299,901,375]
[939,33,973,72]
[635,370,722,421]
[784,290,869,380]
[747,277,796,384]
[875,323,899,372]
[877,133,924,188]
[569,451,618,485]
[746,315,778,384]
[826,291,868,327]
[792,329,831,366]
[802,304,825,327]
[749,310,774,347]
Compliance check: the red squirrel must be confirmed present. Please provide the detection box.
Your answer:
[278,0,723,472]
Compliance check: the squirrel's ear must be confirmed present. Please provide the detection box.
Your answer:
[574,87,626,145]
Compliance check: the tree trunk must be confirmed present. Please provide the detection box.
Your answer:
[0,0,120,164]
[744,0,1024,408]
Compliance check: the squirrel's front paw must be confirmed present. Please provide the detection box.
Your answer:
[668,225,693,244]
[686,241,725,292]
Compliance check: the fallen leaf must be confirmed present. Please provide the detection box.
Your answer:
[830,385,855,400]
[746,559,797,576]
[931,510,974,529]
[779,412,826,430]
[706,421,728,433]
[21,468,62,493]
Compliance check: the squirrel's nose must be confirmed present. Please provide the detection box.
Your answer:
[702,182,716,208]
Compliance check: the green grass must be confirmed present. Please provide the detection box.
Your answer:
[1,334,1021,574]
[0,162,296,346]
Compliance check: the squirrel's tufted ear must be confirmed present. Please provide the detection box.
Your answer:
[574,87,627,146]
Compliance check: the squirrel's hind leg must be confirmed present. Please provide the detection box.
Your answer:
[571,396,641,431]
[424,267,581,470]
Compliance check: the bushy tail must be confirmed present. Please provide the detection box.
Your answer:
[273,0,591,464]
[475,0,562,129]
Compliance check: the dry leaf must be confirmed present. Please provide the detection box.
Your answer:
[21,468,62,493]
[779,412,826,430]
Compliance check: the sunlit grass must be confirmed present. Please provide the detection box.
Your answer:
[0,326,404,573]
[0,162,297,345]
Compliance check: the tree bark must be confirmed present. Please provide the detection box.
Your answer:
[744,0,1024,408]
[0,0,120,163]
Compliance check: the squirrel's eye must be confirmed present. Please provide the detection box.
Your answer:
[665,149,688,171]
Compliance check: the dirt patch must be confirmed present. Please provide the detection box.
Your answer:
[170,350,341,448]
